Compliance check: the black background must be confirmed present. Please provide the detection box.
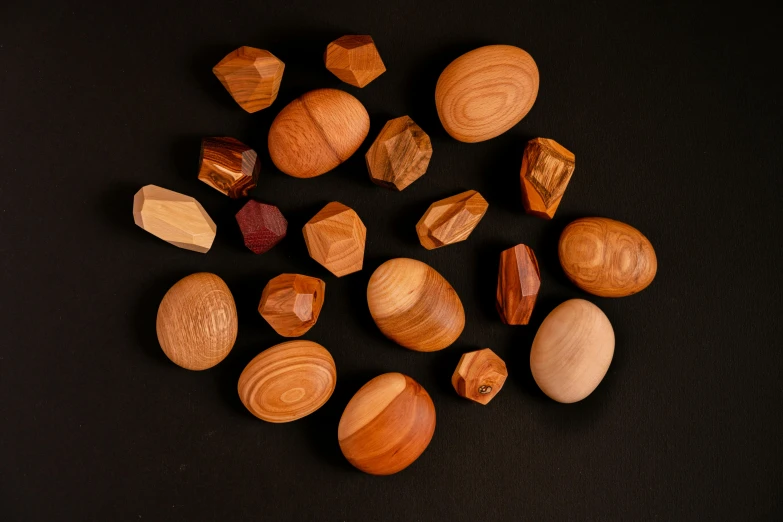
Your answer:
[1,0,781,520]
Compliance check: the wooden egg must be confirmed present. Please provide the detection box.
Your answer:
[338,372,436,475]
[268,88,370,178]
[435,45,539,143]
[156,273,237,370]
[559,217,657,297]
[367,258,465,352]
[530,299,614,403]
[238,340,336,423]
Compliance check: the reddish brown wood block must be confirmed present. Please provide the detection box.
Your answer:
[198,137,260,198]
[496,244,541,325]
[451,348,508,405]
[303,202,366,277]
[213,46,284,113]
[416,190,488,249]
[520,138,575,219]
[325,35,386,88]
[235,201,287,254]
[258,274,325,337]
[365,116,432,191]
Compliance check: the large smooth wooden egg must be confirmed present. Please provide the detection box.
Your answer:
[338,372,436,475]
[156,273,237,370]
[268,88,370,178]
[530,299,614,403]
[238,340,336,423]
[435,45,539,143]
[559,217,657,297]
[367,258,465,352]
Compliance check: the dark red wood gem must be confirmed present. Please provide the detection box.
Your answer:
[235,201,287,254]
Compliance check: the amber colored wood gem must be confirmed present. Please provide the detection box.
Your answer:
[197,137,260,198]
[133,185,216,253]
[435,45,539,143]
[268,88,370,178]
[365,116,432,191]
[238,340,336,423]
[156,273,237,371]
[325,35,386,88]
[338,373,436,475]
[303,202,366,277]
[235,201,287,254]
[258,274,325,337]
[416,190,488,250]
[520,138,576,219]
[530,299,615,403]
[367,258,465,352]
[496,244,541,325]
[452,348,508,405]
[559,217,657,297]
[213,46,284,113]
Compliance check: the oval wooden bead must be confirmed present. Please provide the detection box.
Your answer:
[238,340,336,423]
[367,258,465,352]
[268,88,370,178]
[435,45,539,143]
[156,273,237,370]
[530,299,614,403]
[559,217,657,297]
[338,373,436,475]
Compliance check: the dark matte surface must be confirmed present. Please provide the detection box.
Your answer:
[1,1,781,520]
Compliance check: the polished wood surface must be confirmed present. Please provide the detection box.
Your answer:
[496,244,541,325]
[325,35,386,88]
[258,274,325,337]
[416,190,488,249]
[302,202,366,277]
[213,46,284,113]
[365,116,432,191]
[198,137,260,198]
[451,348,508,405]
[235,201,287,254]
[133,185,216,253]
[520,138,576,219]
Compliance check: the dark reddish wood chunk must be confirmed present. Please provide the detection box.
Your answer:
[496,244,541,325]
[198,137,260,198]
[236,201,287,254]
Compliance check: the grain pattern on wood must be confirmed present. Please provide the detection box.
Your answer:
[133,185,216,253]
[416,190,488,249]
[451,348,507,405]
[156,273,237,370]
[325,35,386,88]
[367,258,465,352]
[303,202,366,277]
[235,200,287,254]
[258,274,325,337]
[530,299,615,403]
[559,217,657,297]
[435,45,539,143]
[197,137,260,198]
[520,138,576,219]
[338,373,436,475]
[365,116,432,191]
[268,88,370,178]
[213,46,284,113]
[496,244,541,325]
[238,340,336,423]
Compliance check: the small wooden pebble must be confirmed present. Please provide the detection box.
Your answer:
[213,46,284,113]
[496,244,541,325]
[133,185,216,253]
[303,202,366,277]
[366,116,432,191]
[520,138,576,219]
[198,137,260,198]
[325,35,386,88]
[452,348,508,405]
[416,190,488,249]
[258,274,325,337]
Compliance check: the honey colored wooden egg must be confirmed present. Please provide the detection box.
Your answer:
[435,45,539,143]
[367,258,465,352]
[530,299,614,403]
[238,340,336,423]
[268,88,370,178]
[338,373,436,475]
[156,273,237,370]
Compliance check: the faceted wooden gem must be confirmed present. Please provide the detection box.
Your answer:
[416,190,488,249]
[520,138,576,219]
[258,274,325,337]
[496,244,541,325]
[213,46,284,113]
[365,116,432,191]
[451,348,508,405]
[235,201,287,254]
[133,185,216,253]
[303,202,366,277]
[198,137,260,198]
[325,35,386,88]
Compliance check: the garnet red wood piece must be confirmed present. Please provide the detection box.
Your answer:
[235,201,287,254]
[198,137,260,198]
[496,244,541,325]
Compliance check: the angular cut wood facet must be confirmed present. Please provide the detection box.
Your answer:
[451,348,508,405]
[520,138,575,219]
[213,46,284,113]
[133,185,216,253]
[416,190,488,249]
[235,201,287,254]
[325,35,386,88]
[258,274,325,337]
[366,116,432,191]
[198,137,260,198]
[303,202,366,277]
[496,244,541,325]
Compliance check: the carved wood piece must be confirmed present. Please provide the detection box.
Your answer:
[416,190,488,249]
[303,202,366,277]
[325,35,386,88]
[451,348,508,405]
[213,46,284,113]
[496,244,541,325]
[235,201,287,254]
[258,274,325,337]
[198,137,260,198]
[133,185,216,253]
[365,116,432,191]
[520,138,576,219]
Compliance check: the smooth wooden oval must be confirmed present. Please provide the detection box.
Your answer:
[268,88,370,178]
[367,258,465,352]
[338,372,436,475]
[435,45,539,143]
[559,217,657,297]
[238,340,336,423]
[530,299,614,403]
[156,273,237,370]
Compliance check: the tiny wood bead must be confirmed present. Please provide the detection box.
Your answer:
[496,244,541,325]
[213,46,284,113]
[198,137,260,198]
[520,138,576,219]
[366,116,432,191]
[452,348,508,405]
[416,190,488,249]
[325,35,386,88]
[258,274,325,337]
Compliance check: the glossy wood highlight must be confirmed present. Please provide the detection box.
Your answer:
[365,116,432,191]
[198,137,260,198]
[133,185,216,253]
[496,244,541,325]
[325,35,386,88]
[258,274,325,337]
[213,46,284,113]
[416,190,488,249]
[520,138,576,219]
